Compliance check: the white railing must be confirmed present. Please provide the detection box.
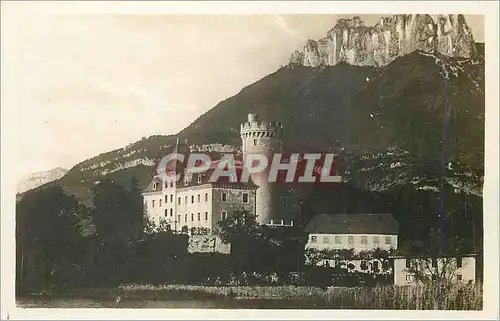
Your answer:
[266,219,294,227]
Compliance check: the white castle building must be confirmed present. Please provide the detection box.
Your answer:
[142,113,290,233]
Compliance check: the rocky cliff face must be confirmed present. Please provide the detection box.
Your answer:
[290,14,477,67]
[17,167,68,194]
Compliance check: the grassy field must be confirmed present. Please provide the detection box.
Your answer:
[18,283,483,310]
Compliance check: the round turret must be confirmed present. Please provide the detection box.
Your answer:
[240,114,283,155]
[248,113,258,123]
[240,113,283,225]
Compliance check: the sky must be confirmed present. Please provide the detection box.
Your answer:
[1,7,485,182]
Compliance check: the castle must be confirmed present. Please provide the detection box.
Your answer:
[142,113,292,233]
[141,114,478,285]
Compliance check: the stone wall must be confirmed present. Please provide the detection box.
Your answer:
[187,234,231,254]
[211,187,256,228]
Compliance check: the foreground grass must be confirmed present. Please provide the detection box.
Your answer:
[18,283,482,310]
[115,283,483,310]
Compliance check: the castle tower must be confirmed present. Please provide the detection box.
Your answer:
[240,113,283,224]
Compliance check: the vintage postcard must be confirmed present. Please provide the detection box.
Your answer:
[1,1,498,319]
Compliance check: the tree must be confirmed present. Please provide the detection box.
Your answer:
[406,256,462,287]
[217,211,305,273]
[217,210,259,244]
[16,186,87,293]
[91,178,144,241]
[129,177,145,232]
[142,214,173,235]
[143,214,156,235]
[89,179,144,284]
[157,218,173,233]
[217,210,262,272]
[304,248,324,266]
[191,227,211,235]
[404,227,469,288]
[304,248,356,266]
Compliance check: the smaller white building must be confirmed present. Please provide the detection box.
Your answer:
[392,254,477,285]
[305,214,399,253]
[304,213,399,273]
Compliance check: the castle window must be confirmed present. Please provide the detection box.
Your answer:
[205,193,208,202]
[164,209,168,217]
[348,236,354,245]
[170,208,173,217]
[152,200,155,208]
[253,139,257,146]
[360,261,368,270]
[184,214,187,222]
[165,195,168,203]
[191,195,194,204]
[197,213,200,221]
[335,236,342,244]
[361,236,368,244]
[170,194,173,203]
[323,236,330,244]
[170,181,174,188]
[221,211,228,220]
[177,215,180,223]
[205,212,208,220]
[178,197,181,205]
[185,196,188,204]
[405,274,412,281]
[457,274,463,281]
[197,175,202,184]
[222,193,227,202]
[406,259,412,268]
[385,236,392,244]
[165,181,168,189]
[373,261,379,272]
[456,257,463,268]
[197,194,201,203]
[159,199,162,207]
[373,236,380,245]
[311,236,317,243]
[242,193,249,203]
[191,213,194,221]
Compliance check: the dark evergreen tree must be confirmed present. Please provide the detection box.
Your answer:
[16,186,86,293]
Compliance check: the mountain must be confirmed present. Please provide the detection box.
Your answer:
[180,50,484,195]
[290,15,477,67]
[35,49,484,207]
[19,13,484,210]
[17,167,68,194]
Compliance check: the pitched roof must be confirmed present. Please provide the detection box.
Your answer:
[142,168,258,194]
[143,176,163,193]
[305,214,399,235]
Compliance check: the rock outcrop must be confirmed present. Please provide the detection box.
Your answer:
[289,14,477,67]
[17,167,68,194]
